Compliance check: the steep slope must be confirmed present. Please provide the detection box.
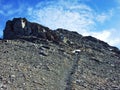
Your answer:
[0,18,120,90]
[0,39,74,90]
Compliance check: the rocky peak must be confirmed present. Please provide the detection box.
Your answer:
[3,18,60,42]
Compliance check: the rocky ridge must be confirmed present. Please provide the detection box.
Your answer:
[0,18,120,90]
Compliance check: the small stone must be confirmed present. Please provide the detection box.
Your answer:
[11,75,15,78]
[110,64,115,67]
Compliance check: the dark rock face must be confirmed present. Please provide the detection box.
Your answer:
[3,18,60,42]
[4,18,27,39]
[1,18,120,90]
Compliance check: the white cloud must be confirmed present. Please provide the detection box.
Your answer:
[0,10,4,15]
[89,29,120,48]
[0,3,25,16]
[27,0,96,35]
[90,30,111,41]
[107,29,120,46]
[3,4,13,10]
[96,9,113,23]
[96,13,110,23]
[115,0,120,4]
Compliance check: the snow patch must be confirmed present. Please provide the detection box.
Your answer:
[72,49,81,53]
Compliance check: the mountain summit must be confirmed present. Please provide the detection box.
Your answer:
[0,18,120,90]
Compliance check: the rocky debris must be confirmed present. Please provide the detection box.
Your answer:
[70,51,120,90]
[0,39,73,90]
[1,18,120,90]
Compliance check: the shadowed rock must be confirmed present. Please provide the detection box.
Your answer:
[3,18,60,42]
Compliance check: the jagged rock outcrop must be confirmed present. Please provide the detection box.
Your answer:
[3,18,60,42]
[1,18,120,90]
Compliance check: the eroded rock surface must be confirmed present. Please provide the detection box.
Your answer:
[3,18,60,42]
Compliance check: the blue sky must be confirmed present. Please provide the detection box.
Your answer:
[0,0,120,49]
